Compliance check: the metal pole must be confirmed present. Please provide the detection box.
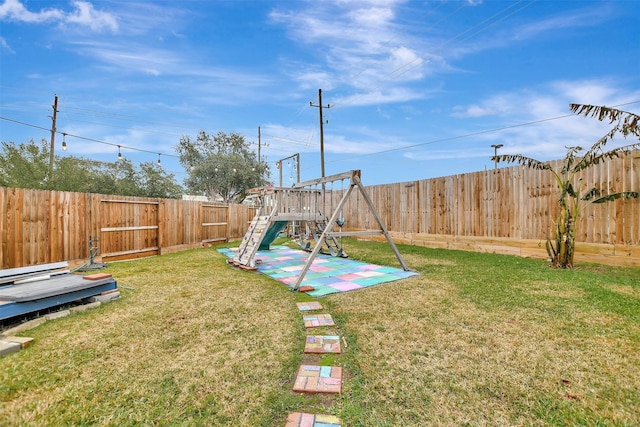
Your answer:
[319,89,325,178]
[276,153,300,186]
[49,95,58,182]
[310,89,330,178]
[491,144,503,169]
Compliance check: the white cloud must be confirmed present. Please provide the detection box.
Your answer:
[0,0,64,23]
[65,1,118,32]
[448,79,640,161]
[451,3,614,58]
[270,1,438,105]
[0,0,118,32]
[513,6,611,41]
[0,36,14,53]
[334,87,425,107]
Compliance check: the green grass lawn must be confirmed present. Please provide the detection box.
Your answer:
[1,239,639,426]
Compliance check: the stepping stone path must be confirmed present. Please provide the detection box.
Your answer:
[285,412,342,427]
[286,301,343,426]
[304,335,341,354]
[293,365,342,394]
[302,313,335,328]
[296,301,323,311]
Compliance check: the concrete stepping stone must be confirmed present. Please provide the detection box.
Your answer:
[0,340,21,357]
[3,336,34,349]
[304,335,341,354]
[293,365,342,394]
[285,412,342,426]
[296,301,323,311]
[303,314,334,328]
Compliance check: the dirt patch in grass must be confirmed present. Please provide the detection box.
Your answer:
[520,279,587,299]
[607,284,640,299]
[400,253,457,267]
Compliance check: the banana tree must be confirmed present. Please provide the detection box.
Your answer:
[493,104,640,268]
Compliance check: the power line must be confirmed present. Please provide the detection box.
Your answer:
[0,115,180,158]
[54,117,186,137]
[329,1,536,110]
[327,100,640,164]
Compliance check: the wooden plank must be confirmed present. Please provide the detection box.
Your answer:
[101,247,159,262]
[10,188,21,268]
[0,188,5,268]
[325,230,383,237]
[100,225,159,232]
[0,261,69,279]
[101,199,159,205]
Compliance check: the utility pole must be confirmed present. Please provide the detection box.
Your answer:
[310,88,330,178]
[491,144,503,169]
[258,126,261,163]
[49,95,59,182]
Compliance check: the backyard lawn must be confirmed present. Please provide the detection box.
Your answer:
[1,239,639,426]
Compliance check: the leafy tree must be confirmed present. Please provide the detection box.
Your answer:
[137,161,184,199]
[0,139,184,198]
[494,104,640,268]
[55,156,108,193]
[176,131,269,203]
[0,139,51,189]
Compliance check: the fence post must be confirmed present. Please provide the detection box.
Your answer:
[157,199,166,255]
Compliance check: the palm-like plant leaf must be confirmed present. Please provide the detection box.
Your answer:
[570,104,640,172]
[581,187,601,201]
[494,105,640,268]
[492,154,552,170]
[590,191,640,204]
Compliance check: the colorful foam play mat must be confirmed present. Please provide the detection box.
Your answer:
[218,245,418,297]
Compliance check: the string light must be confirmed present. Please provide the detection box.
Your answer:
[117,145,122,160]
[157,153,161,165]
[61,133,67,151]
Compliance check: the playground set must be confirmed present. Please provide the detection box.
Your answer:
[229,169,411,291]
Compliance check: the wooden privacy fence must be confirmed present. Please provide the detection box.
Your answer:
[2,152,639,268]
[329,152,640,266]
[0,189,257,269]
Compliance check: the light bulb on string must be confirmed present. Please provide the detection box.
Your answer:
[61,133,67,151]
[118,145,122,160]
[157,153,161,166]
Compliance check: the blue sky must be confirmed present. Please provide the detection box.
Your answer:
[1,0,639,187]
